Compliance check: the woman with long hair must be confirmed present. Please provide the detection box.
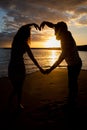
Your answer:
[8,23,44,110]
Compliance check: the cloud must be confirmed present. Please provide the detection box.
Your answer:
[31,28,55,42]
[0,32,15,47]
[0,0,87,47]
[75,5,87,14]
[0,0,87,25]
[76,15,87,25]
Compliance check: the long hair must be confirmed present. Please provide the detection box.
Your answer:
[13,24,31,44]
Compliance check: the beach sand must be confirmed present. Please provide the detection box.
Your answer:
[0,68,87,129]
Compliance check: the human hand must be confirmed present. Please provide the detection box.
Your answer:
[45,68,52,74]
[33,23,40,30]
[39,68,47,74]
[40,21,46,30]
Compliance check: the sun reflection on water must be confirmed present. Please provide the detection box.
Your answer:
[48,50,59,66]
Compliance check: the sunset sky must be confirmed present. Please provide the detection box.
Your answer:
[0,0,87,48]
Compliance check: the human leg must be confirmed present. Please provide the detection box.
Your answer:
[8,80,18,107]
[8,79,24,109]
[68,62,82,106]
[16,80,24,108]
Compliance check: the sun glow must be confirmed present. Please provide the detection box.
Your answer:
[45,36,60,48]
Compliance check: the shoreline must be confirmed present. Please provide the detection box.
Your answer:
[0,67,87,79]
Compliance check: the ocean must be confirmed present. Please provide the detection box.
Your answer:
[0,48,87,78]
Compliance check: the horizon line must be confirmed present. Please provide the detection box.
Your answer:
[0,45,87,51]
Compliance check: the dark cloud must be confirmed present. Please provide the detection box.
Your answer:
[0,0,87,47]
[0,0,87,25]
[0,0,87,28]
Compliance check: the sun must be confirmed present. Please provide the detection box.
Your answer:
[45,36,60,48]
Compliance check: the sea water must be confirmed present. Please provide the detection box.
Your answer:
[0,48,87,78]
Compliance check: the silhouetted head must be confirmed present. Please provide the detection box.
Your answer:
[14,24,31,43]
[54,21,68,40]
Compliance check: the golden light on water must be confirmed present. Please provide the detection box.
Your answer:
[48,50,59,65]
[45,36,60,48]
[48,49,66,67]
[51,50,57,64]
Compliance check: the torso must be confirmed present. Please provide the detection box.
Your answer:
[61,31,81,66]
[8,42,27,80]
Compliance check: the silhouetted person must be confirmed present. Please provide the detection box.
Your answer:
[8,23,44,110]
[40,21,82,107]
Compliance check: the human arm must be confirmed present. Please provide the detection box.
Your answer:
[26,44,45,73]
[40,21,55,29]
